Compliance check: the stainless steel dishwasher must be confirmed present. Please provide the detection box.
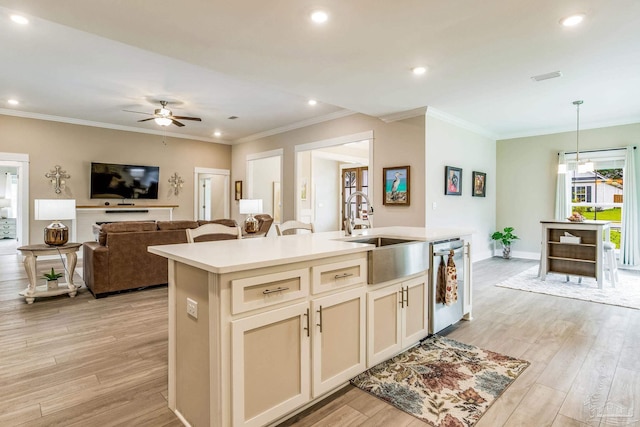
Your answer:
[430,238,465,334]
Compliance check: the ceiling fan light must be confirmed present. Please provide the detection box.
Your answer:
[154,117,172,126]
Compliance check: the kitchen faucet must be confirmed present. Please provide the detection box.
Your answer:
[345,190,372,236]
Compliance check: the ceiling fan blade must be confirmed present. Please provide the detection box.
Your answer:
[172,116,202,121]
[137,117,156,122]
[171,119,185,127]
[124,109,154,116]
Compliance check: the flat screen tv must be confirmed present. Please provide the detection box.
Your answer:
[90,162,159,200]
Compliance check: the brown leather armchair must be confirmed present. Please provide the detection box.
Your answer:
[255,214,274,236]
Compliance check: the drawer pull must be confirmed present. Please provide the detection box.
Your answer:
[334,273,354,280]
[262,286,290,295]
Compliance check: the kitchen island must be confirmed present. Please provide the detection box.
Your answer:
[149,226,472,427]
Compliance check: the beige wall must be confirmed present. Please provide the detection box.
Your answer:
[497,123,640,256]
[232,113,426,228]
[425,114,497,260]
[0,115,231,244]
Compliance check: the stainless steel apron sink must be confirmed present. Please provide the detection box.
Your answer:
[344,237,430,284]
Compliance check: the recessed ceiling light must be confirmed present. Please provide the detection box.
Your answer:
[8,99,19,105]
[412,66,428,76]
[308,99,317,106]
[10,14,29,25]
[560,14,585,27]
[213,131,222,137]
[311,10,328,24]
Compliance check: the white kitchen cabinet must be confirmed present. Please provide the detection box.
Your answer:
[367,274,429,366]
[231,287,366,427]
[311,287,366,396]
[231,303,311,427]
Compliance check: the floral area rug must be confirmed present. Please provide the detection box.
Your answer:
[351,335,529,427]
[495,266,640,310]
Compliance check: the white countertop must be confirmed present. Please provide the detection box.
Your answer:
[148,226,473,274]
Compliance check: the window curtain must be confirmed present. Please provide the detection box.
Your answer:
[621,146,639,265]
[555,152,571,220]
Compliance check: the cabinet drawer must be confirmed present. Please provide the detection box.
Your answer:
[0,229,16,238]
[312,258,367,294]
[232,268,309,314]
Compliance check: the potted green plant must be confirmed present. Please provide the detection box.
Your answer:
[491,227,519,259]
[42,267,64,290]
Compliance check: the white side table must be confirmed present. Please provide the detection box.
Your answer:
[17,243,82,304]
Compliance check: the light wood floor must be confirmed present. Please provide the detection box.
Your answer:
[1,252,638,426]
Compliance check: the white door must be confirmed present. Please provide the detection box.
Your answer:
[194,168,229,221]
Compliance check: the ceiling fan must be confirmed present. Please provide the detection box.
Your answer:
[124,101,202,127]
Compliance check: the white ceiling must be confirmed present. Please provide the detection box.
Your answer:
[1,1,639,144]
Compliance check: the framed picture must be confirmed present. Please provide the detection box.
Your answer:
[472,171,486,197]
[383,166,410,205]
[234,180,242,201]
[444,166,462,196]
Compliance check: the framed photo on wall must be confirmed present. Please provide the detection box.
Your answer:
[234,181,243,201]
[472,171,486,197]
[444,166,462,196]
[383,166,410,205]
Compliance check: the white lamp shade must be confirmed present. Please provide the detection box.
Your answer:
[239,199,263,214]
[34,199,76,220]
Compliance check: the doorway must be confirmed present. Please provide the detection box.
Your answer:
[193,168,229,221]
[294,132,372,232]
[0,152,29,254]
[246,149,283,227]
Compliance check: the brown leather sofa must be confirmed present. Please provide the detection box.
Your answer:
[83,219,237,297]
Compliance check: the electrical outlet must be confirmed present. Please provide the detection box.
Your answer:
[186,298,198,319]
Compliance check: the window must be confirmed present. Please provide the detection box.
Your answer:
[568,151,625,248]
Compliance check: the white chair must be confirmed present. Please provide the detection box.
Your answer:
[186,223,242,243]
[603,241,618,287]
[275,220,314,236]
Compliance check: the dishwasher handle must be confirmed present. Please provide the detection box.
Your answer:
[434,247,464,257]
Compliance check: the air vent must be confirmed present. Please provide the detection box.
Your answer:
[531,71,562,82]
[227,116,238,120]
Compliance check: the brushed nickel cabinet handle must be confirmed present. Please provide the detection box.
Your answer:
[303,308,310,337]
[334,273,354,279]
[316,306,323,333]
[262,286,290,295]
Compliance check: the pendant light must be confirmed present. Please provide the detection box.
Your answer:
[574,100,593,173]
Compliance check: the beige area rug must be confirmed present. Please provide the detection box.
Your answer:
[351,335,530,427]
[496,266,640,309]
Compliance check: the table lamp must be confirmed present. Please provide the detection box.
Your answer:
[34,199,76,246]
[239,199,263,233]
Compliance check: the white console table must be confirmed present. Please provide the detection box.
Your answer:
[74,205,178,244]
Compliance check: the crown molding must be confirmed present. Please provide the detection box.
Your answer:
[497,117,640,140]
[0,108,227,144]
[234,109,356,144]
[378,107,427,123]
[426,107,498,140]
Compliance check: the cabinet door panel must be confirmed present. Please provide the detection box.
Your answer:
[232,303,310,427]
[367,285,402,367]
[312,288,366,397]
[402,275,429,347]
